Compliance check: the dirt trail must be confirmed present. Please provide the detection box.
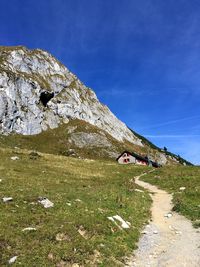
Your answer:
[127,172,200,267]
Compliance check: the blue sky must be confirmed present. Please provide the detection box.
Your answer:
[1,0,200,164]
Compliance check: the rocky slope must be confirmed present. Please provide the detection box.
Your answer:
[0,46,190,165]
[0,46,141,145]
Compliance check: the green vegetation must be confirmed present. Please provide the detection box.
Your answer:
[129,128,192,166]
[0,119,146,160]
[129,128,160,151]
[142,166,200,227]
[0,147,151,266]
[164,151,193,166]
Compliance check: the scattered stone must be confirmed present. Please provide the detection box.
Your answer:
[38,197,54,208]
[75,199,82,202]
[153,230,158,234]
[179,187,186,191]
[3,197,13,203]
[47,253,54,261]
[56,260,68,267]
[164,213,173,218]
[98,208,105,213]
[78,226,88,239]
[29,151,41,160]
[66,202,72,206]
[142,230,148,234]
[0,179,2,182]
[29,202,37,205]
[8,256,18,264]
[22,227,36,232]
[89,249,101,265]
[169,225,175,230]
[62,148,77,157]
[10,156,19,161]
[56,233,70,241]
[175,231,182,235]
[108,215,131,229]
[135,189,144,193]
[84,159,95,162]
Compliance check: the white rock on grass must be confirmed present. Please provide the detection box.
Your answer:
[75,199,82,202]
[108,215,131,229]
[38,197,54,208]
[56,233,70,241]
[8,256,18,264]
[10,156,19,161]
[22,227,36,232]
[135,189,144,193]
[78,226,88,239]
[179,187,186,191]
[3,197,13,202]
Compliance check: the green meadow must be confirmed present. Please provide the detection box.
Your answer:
[0,147,151,266]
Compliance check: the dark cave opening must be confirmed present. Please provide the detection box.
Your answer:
[40,91,54,107]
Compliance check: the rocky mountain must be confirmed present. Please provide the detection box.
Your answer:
[0,46,191,165]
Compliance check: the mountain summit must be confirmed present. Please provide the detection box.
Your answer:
[0,46,141,144]
[0,46,190,165]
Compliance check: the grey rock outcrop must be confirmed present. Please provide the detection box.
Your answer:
[0,46,142,146]
[69,132,113,148]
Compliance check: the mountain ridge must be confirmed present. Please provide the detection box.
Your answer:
[0,46,191,165]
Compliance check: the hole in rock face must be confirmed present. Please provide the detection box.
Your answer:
[40,91,54,107]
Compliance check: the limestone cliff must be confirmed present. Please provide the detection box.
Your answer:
[0,46,191,166]
[0,46,142,145]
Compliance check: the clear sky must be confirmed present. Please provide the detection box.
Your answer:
[1,0,200,164]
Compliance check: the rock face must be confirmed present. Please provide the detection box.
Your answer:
[0,46,142,146]
[69,132,112,148]
[0,46,191,166]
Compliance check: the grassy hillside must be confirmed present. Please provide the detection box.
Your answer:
[0,146,151,266]
[142,166,200,227]
[129,128,192,166]
[0,119,189,167]
[0,119,148,160]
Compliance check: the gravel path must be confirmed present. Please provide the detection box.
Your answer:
[127,172,200,267]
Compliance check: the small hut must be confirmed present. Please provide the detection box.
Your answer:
[116,151,160,167]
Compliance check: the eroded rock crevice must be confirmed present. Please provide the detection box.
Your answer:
[40,91,54,107]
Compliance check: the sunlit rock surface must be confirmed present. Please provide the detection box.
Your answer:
[0,46,142,146]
